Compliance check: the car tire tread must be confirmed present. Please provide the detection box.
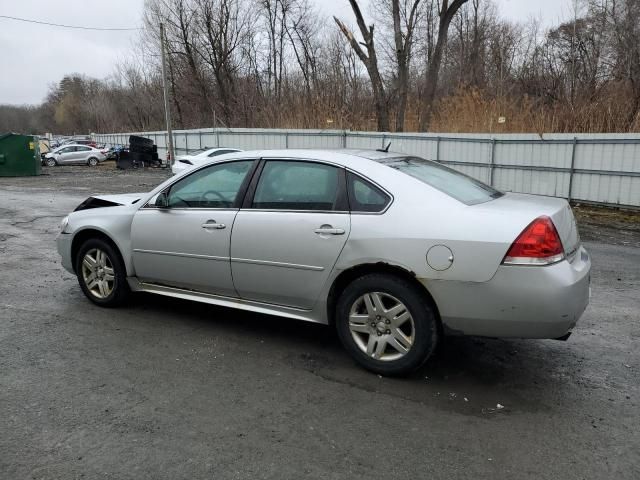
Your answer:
[335,273,438,376]
[75,238,129,308]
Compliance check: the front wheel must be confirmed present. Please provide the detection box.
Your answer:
[46,158,57,167]
[76,238,129,307]
[87,157,99,167]
[335,273,439,376]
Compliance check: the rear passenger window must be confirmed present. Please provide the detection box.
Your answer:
[252,161,340,211]
[347,172,390,212]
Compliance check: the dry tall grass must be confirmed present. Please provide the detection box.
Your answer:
[264,86,640,133]
[430,86,640,134]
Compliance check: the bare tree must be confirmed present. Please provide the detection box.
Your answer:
[197,0,253,125]
[419,0,469,130]
[334,0,390,131]
[392,0,422,131]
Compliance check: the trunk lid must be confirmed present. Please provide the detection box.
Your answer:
[483,193,580,256]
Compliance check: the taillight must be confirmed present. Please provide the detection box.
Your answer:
[502,216,565,266]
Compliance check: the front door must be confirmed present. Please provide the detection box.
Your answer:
[57,146,77,164]
[231,160,351,309]
[131,160,255,296]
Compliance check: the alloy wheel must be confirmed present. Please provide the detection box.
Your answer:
[348,292,415,361]
[81,248,115,299]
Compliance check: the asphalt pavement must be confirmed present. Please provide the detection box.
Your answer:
[1,165,639,479]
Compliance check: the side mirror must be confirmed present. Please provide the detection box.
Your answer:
[155,191,169,208]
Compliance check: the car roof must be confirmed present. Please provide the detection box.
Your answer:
[198,147,241,153]
[219,149,410,169]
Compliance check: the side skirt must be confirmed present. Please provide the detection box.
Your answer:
[127,277,323,324]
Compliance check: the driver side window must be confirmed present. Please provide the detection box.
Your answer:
[167,160,254,208]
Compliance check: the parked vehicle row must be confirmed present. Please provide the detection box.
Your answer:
[57,149,591,375]
[41,135,243,171]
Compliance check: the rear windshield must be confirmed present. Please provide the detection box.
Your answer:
[384,156,503,205]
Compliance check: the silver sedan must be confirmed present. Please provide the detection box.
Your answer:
[56,150,590,375]
[44,144,107,167]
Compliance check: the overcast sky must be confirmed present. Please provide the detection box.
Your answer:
[0,0,574,105]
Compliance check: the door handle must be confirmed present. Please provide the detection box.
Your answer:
[202,221,226,230]
[314,227,345,235]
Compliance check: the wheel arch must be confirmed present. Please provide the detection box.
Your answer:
[70,228,126,274]
[326,262,442,328]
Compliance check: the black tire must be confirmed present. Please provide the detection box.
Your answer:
[129,151,152,164]
[87,157,99,167]
[75,238,129,307]
[45,158,57,167]
[335,273,438,376]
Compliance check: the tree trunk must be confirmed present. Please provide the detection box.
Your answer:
[395,67,408,132]
[370,67,390,131]
[420,27,447,130]
[419,0,469,131]
[334,0,390,132]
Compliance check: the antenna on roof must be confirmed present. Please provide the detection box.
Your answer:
[376,141,391,153]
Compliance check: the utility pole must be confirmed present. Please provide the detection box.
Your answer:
[570,0,578,107]
[160,22,175,167]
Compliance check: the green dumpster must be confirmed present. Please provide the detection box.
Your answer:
[0,133,41,177]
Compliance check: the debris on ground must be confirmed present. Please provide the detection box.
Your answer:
[572,204,640,248]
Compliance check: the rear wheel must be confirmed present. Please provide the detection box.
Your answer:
[76,238,129,307]
[335,273,438,376]
[87,157,99,167]
[46,158,56,167]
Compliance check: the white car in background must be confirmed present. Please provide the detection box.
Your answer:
[171,147,242,175]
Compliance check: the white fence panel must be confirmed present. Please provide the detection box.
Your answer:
[92,128,640,208]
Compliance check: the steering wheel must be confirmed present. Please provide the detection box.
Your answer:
[201,190,227,204]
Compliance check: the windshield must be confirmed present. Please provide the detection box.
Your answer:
[384,156,503,205]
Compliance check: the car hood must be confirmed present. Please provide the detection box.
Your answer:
[93,193,144,204]
[74,193,144,211]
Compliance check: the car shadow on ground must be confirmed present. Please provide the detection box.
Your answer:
[120,292,576,417]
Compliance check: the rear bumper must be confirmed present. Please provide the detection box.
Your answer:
[423,246,591,339]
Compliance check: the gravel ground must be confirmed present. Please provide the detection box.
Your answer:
[1,164,639,479]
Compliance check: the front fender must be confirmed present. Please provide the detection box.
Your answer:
[67,207,136,276]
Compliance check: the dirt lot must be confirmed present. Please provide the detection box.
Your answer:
[1,164,639,479]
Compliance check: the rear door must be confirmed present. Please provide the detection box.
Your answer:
[230,159,350,309]
[74,146,92,164]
